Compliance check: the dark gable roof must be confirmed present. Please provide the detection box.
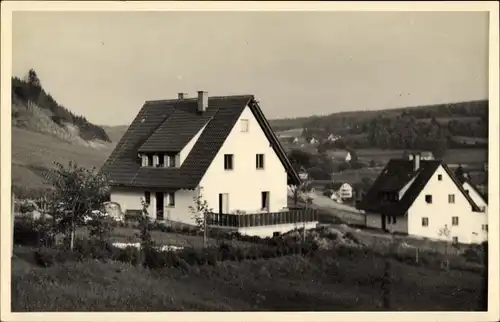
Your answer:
[358,159,480,216]
[101,95,301,189]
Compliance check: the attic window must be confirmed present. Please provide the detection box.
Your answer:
[425,195,432,204]
[241,119,249,132]
[166,155,176,168]
[146,154,153,167]
[438,174,442,181]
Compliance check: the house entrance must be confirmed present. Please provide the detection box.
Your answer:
[156,192,164,220]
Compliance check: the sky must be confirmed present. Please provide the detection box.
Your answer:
[12,11,489,126]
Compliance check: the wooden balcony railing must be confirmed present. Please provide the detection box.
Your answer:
[207,208,318,228]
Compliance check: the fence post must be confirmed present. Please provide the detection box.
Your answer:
[381,260,392,309]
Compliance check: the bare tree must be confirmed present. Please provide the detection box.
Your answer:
[189,186,213,248]
[438,225,452,269]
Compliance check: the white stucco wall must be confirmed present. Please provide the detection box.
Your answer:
[110,187,198,224]
[365,212,408,234]
[365,212,382,229]
[199,105,288,214]
[407,165,487,244]
[339,183,353,198]
[110,187,144,213]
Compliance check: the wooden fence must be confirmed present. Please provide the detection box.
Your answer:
[207,209,318,228]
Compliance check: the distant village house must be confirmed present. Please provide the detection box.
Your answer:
[357,152,487,244]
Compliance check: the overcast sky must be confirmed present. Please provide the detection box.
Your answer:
[12,11,489,126]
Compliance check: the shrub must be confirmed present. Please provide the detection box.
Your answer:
[87,216,115,242]
[19,201,37,214]
[113,246,140,265]
[33,247,82,267]
[462,246,483,264]
[343,231,361,244]
[74,238,114,260]
[14,219,54,247]
[143,248,174,268]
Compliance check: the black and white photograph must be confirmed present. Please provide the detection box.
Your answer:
[1,1,498,320]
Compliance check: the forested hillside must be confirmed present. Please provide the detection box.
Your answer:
[11,69,111,143]
[270,100,488,155]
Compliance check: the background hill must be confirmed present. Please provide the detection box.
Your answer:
[269,100,488,155]
[11,69,118,196]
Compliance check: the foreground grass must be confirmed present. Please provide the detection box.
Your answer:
[12,247,482,311]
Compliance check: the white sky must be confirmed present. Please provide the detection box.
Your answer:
[12,11,489,126]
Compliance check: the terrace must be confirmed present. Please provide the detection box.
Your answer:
[206,208,318,236]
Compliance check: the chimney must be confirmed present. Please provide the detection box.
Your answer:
[197,91,208,112]
[177,92,188,99]
[413,153,421,171]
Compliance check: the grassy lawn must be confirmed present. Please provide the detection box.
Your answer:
[356,149,405,164]
[442,148,488,165]
[11,246,484,311]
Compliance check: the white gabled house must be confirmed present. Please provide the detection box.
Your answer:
[327,182,353,200]
[101,91,317,237]
[358,153,487,244]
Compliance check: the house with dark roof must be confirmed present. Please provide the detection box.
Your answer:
[101,91,318,237]
[357,153,488,244]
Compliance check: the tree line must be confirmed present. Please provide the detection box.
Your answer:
[12,69,111,143]
[270,100,488,152]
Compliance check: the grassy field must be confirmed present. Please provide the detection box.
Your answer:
[331,167,383,184]
[12,127,115,189]
[355,148,487,166]
[11,245,484,311]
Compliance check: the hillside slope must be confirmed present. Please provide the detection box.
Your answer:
[12,127,115,191]
[10,69,120,194]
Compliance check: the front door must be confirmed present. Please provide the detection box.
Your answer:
[218,193,229,214]
[381,214,387,231]
[156,192,164,220]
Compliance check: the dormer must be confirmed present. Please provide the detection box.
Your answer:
[139,152,179,168]
[379,191,399,202]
